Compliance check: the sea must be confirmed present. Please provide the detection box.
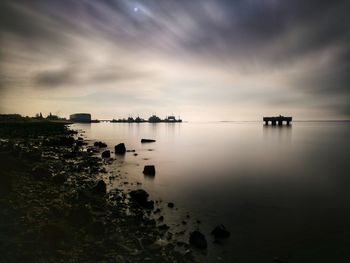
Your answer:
[71,121,350,262]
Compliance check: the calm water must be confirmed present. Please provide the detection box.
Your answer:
[72,122,350,262]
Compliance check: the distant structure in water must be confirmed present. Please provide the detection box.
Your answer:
[263,115,292,125]
[148,115,162,123]
[164,115,182,123]
[111,114,182,123]
[70,113,91,123]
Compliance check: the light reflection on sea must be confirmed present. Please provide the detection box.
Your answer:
[72,121,350,262]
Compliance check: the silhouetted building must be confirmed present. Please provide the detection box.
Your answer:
[148,115,161,123]
[70,113,91,123]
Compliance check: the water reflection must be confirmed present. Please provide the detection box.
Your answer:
[262,124,292,144]
[71,122,350,262]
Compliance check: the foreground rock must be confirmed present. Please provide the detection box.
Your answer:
[129,189,154,209]
[94,141,107,148]
[101,150,110,158]
[143,165,156,176]
[91,180,107,196]
[141,139,156,143]
[31,165,51,180]
[0,121,196,262]
[189,231,207,249]
[211,224,230,239]
[115,143,126,155]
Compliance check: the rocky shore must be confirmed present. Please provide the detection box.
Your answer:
[0,122,202,262]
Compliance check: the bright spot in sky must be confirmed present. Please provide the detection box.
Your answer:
[134,7,139,12]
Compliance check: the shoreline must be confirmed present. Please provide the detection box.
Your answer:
[0,122,202,262]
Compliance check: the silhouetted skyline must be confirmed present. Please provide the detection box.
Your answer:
[1,0,349,120]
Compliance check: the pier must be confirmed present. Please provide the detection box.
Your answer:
[263,115,292,125]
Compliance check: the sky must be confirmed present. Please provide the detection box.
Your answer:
[0,0,349,121]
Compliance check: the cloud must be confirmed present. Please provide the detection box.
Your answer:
[33,65,154,88]
[0,0,349,119]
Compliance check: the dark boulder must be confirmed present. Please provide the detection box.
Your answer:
[158,224,170,231]
[167,202,175,208]
[189,231,207,249]
[91,180,106,195]
[129,189,154,209]
[94,141,107,148]
[52,173,67,184]
[76,140,84,146]
[211,224,230,239]
[143,165,156,176]
[101,150,110,158]
[143,200,154,209]
[21,149,42,161]
[129,189,149,203]
[31,166,51,180]
[141,139,156,143]
[115,143,126,155]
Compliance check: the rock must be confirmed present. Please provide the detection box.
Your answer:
[143,165,156,176]
[129,189,149,203]
[21,149,42,161]
[76,140,84,146]
[143,200,154,209]
[158,216,164,221]
[189,231,207,249]
[91,180,107,195]
[141,139,156,143]
[211,224,230,239]
[31,166,51,180]
[101,150,110,158]
[115,143,126,155]
[52,173,67,184]
[158,224,170,231]
[129,189,154,209]
[94,141,107,148]
[167,202,174,208]
[154,208,161,214]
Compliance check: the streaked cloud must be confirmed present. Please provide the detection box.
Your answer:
[0,0,349,120]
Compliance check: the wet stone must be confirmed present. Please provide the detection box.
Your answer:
[94,141,107,148]
[115,143,126,155]
[31,165,51,180]
[101,150,110,158]
[91,180,107,196]
[52,173,67,184]
[143,165,156,176]
[211,224,230,239]
[189,231,207,249]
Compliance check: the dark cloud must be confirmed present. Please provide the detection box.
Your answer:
[33,65,153,88]
[34,67,74,87]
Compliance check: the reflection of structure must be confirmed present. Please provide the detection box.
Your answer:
[70,113,91,123]
[263,115,292,125]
